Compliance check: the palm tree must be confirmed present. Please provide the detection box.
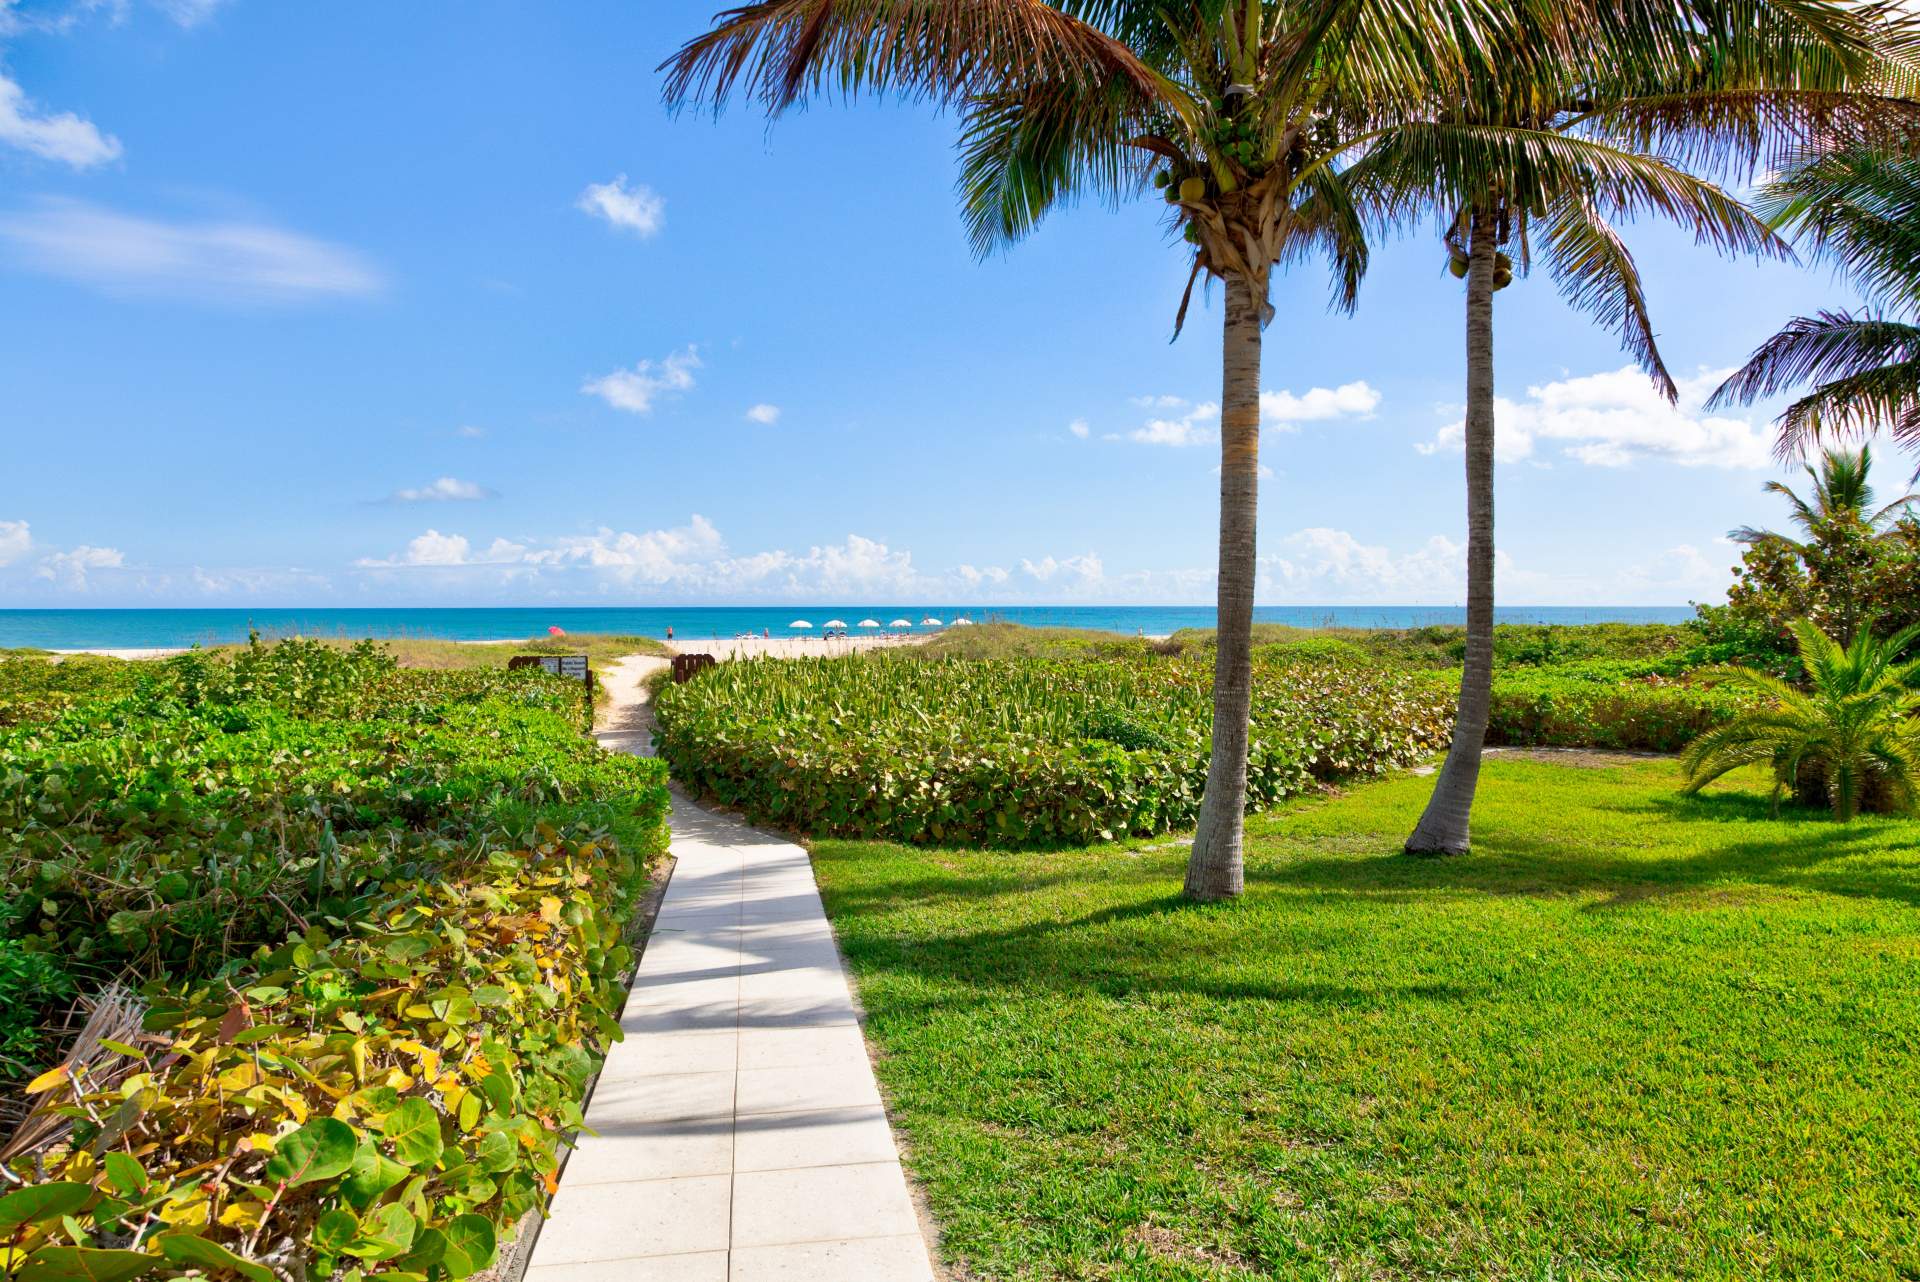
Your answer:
[1344,103,1789,856]
[1334,2,1915,855]
[661,0,1910,896]
[1710,144,1920,457]
[1681,618,1920,819]
[1728,442,1920,643]
[662,0,1558,899]
[1731,443,1920,548]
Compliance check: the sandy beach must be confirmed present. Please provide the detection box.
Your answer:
[665,634,926,660]
[36,635,929,662]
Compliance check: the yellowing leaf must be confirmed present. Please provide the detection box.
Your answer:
[24,1064,70,1095]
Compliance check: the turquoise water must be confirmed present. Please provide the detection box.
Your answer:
[0,605,1696,650]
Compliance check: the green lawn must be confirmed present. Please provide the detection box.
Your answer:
[811,757,1920,1281]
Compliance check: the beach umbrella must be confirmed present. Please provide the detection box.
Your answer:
[921,617,943,627]
[890,618,913,628]
[857,618,881,628]
[954,618,975,627]
[823,619,848,629]
[548,626,566,636]
[789,620,813,629]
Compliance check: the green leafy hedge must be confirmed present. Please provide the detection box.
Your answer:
[1481,664,1749,752]
[4,830,636,1282]
[653,652,1453,846]
[0,641,670,1282]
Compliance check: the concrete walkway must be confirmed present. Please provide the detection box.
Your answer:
[525,657,938,1282]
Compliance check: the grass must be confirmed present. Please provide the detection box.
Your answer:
[918,623,1168,662]
[810,759,1920,1280]
[1167,621,1696,668]
[204,631,669,669]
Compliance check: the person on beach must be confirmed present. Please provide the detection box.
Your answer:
[666,625,673,641]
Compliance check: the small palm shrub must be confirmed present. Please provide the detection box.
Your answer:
[1680,620,1920,819]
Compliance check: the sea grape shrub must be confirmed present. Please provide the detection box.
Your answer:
[0,655,140,728]
[653,652,1453,846]
[0,938,77,1078]
[0,643,669,1282]
[3,831,639,1282]
[1,676,664,982]
[1480,665,1749,752]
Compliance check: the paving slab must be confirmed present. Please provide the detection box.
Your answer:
[527,657,939,1281]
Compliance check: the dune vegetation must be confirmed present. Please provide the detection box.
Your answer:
[0,640,669,1282]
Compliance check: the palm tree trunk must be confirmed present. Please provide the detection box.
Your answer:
[1186,272,1262,900]
[1405,209,1499,858]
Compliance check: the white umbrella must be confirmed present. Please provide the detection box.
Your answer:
[954,618,975,626]
[921,617,944,627]
[823,619,849,629]
[789,619,813,629]
[857,618,881,628]
[889,618,913,628]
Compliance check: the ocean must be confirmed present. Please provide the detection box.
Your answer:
[0,605,1697,651]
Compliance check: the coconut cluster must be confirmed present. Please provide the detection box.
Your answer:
[1447,250,1516,290]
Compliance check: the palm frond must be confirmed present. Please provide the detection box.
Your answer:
[1760,146,1920,305]
[1534,190,1676,397]
[1282,161,1370,314]
[1576,90,1920,180]
[1710,311,1920,456]
[955,79,1159,257]
[659,0,1175,114]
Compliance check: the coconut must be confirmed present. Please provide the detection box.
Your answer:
[1448,254,1468,279]
[1178,176,1207,202]
[1493,265,1514,290]
[1152,171,1172,189]
[1183,223,1200,244]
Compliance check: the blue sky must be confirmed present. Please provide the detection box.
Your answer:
[0,0,1886,607]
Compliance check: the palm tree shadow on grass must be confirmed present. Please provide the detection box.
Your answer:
[831,888,1477,1012]
[1253,797,1915,909]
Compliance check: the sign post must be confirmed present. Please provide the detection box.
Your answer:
[508,654,596,732]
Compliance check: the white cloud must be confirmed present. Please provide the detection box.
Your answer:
[456,424,487,439]
[1067,418,1090,439]
[1261,528,1471,602]
[1122,381,1379,446]
[1125,400,1219,446]
[745,403,781,425]
[576,175,664,237]
[1020,553,1103,585]
[153,0,227,25]
[353,515,934,600]
[0,519,29,565]
[0,72,120,168]
[1617,543,1737,601]
[582,346,700,415]
[1417,366,1771,469]
[1260,380,1380,424]
[188,564,332,596]
[389,477,493,503]
[356,529,529,569]
[958,563,1010,586]
[35,544,123,589]
[0,198,384,302]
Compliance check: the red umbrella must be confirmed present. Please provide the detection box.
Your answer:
[548,626,566,636]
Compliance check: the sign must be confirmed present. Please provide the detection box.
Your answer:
[509,654,592,684]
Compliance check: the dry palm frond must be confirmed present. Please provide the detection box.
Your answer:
[0,982,149,1171]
